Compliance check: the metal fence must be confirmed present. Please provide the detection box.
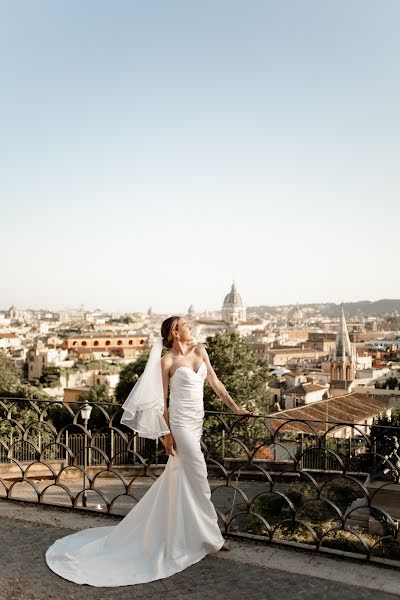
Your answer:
[0,397,399,567]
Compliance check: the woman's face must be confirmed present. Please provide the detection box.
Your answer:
[175,318,193,343]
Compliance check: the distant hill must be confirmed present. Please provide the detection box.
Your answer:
[248,299,400,318]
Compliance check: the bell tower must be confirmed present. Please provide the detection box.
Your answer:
[330,306,356,389]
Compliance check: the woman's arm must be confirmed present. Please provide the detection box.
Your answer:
[161,356,176,456]
[197,345,252,415]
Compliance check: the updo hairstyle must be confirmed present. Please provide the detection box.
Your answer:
[161,316,180,349]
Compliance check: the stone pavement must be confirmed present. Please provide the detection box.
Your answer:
[0,501,399,600]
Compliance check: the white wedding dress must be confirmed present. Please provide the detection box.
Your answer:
[45,360,225,587]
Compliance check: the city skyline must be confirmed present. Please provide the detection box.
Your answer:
[2,293,400,316]
[1,1,399,313]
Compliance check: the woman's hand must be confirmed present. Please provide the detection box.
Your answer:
[233,406,254,416]
[162,433,176,456]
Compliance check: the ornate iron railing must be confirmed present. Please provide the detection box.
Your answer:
[0,397,399,566]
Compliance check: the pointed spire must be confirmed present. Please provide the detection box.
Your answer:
[333,305,354,363]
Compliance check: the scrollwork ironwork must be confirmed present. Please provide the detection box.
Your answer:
[0,397,399,566]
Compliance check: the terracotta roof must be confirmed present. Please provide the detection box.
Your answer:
[271,393,389,435]
[268,348,323,355]
[196,320,227,326]
[64,334,147,339]
[285,383,327,395]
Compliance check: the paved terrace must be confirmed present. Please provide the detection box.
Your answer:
[0,501,399,600]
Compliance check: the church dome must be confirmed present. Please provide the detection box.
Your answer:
[223,282,243,306]
[221,282,246,324]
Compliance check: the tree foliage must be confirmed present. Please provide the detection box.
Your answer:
[0,351,49,439]
[0,352,47,401]
[79,383,110,404]
[114,350,151,403]
[39,365,61,387]
[377,377,400,390]
[203,331,270,414]
[0,352,21,394]
[370,409,400,451]
[201,332,271,450]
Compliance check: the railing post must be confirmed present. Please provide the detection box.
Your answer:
[83,430,88,507]
[65,430,69,466]
[133,433,137,465]
[111,429,115,464]
[300,432,304,469]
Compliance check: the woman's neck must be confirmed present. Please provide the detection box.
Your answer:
[171,341,190,356]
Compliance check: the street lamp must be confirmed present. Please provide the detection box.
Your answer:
[80,403,93,507]
[81,403,93,423]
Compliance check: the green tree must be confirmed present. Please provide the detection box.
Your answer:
[39,365,61,387]
[202,332,271,455]
[114,350,151,403]
[0,351,21,394]
[368,410,400,480]
[0,352,47,401]
[370,410,400,450]
[79,383,110,404]
[203,331,270,414]
[385,377,399,390]
[0,351,50,444]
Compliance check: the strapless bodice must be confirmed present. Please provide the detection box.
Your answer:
[45,358,225,587]
[169,361,207,425]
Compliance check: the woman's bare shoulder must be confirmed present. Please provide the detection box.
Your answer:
[193,343,208,358]
[161,352,174,367]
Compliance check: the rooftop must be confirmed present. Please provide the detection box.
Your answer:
[285,382,327,395]
[272,392,389,433]
[223,282,244,307]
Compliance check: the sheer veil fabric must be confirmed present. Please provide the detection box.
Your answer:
[120,339,170,439]
[45,342,225,587]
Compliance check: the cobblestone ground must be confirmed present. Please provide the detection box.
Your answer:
[0,515,399,600]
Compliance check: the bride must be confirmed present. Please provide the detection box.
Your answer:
[46,316,251,587]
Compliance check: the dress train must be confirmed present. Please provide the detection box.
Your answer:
[45,360,224,587]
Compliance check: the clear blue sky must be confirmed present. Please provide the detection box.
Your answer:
[1,1,399,314]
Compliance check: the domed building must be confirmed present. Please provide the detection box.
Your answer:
[7,304,20,320]
[222,282,246,324]
[187,304,196,319]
